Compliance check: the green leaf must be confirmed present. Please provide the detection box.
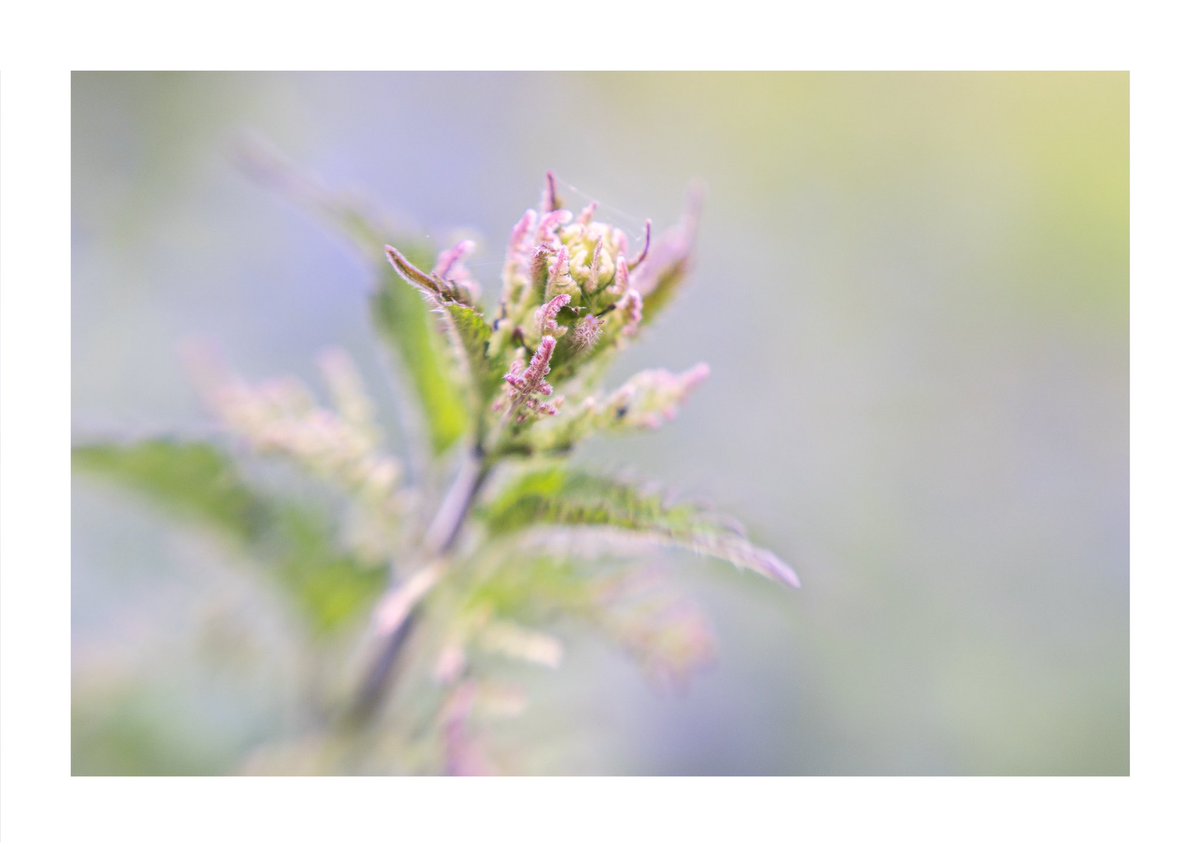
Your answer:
[74,440,387,633]
[438,301,508,417]
[371,263,470,455]
[317,207,471,457]
[294,211,473,456]
[478,466,799,587]
[73,439,270,538]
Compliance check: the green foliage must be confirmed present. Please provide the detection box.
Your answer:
[74,439,269,538]
[75,168,796,774]
[437,300,509,420]
[371,265,470,454]
[74,440,386,635]
[481,465,799,587]
[482,464,688,535]
[460,556,596,623]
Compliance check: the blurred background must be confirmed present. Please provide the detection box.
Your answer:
[72,72,1128,775]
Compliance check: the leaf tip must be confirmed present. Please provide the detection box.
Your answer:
[750,546,801,589]
[384,243,438,295]
[775,561,802,589]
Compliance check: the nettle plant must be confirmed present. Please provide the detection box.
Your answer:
[75,169,798,774]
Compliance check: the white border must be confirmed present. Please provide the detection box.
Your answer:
[2,1,1194,843]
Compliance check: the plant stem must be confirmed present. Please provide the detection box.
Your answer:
[423,446,489,557]
[347,446,491,725]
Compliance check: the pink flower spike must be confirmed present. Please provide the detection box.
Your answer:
[524,335,557,386]
[589,243,602,291]
[551,247,569,280]
[502,335,559,421]
[619,289,643,336]
[503,354,528,390]
[604,362,709,431]
[433,239,475,277]
[612,254,630,296]
[572,314,604,350]
[528,243,555,286]
[542,171,561,213]
[507,210,536,257]
[578,202,597,227]
[535,209,573,244]
[628,219,652,270]
[534,293,572,337]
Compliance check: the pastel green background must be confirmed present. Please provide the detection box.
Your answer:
[73,72,1128,774]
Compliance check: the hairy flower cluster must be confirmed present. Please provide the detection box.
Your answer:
[571,314,604,350]
[533,293,571,339]
[487,174,654,413]
[499,335,561,422]
[385,172,705,446]
[76,164,800,777]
